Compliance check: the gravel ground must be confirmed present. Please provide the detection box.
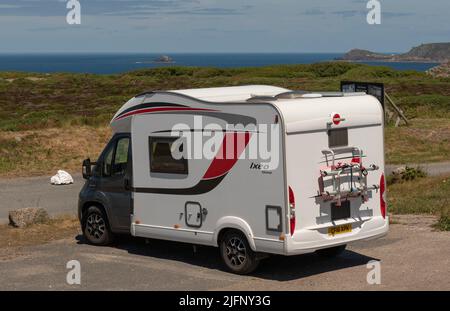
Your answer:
[0,215,448,291]
[1,162,450,224]
[0,174,83,224]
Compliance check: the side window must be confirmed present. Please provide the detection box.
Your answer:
[113,138,130,176]
[149,137,188,175]
[103,144,114,177]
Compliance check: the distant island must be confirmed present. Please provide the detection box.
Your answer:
[338,42,450,63]
[152,55,175,64]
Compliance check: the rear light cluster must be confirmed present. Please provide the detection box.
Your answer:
[380,174,386,219]
[288,186,296,235]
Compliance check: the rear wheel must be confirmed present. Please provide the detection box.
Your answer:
[83,206,113,246]
[316,244,346,258]
[219,230,259,274]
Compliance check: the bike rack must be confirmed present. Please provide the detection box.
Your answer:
[319,147,380,206]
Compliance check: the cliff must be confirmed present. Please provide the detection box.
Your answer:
[339,43,450,63]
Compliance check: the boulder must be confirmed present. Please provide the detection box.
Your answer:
[392,166,407,176]
[8,207,50,228]
[50,170,74,185]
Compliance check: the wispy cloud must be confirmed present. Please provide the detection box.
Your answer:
[0,0,246,18]
[331,10,365,18]
[383,12,415,18]
[331,9,415,19]
[0,4,24,9]
[300,8,326,16]
[165,8,243,16]
[0,0,447,54]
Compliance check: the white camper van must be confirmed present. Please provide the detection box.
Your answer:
[79,85,388,274]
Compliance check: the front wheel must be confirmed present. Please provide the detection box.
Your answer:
[82,206,113,246]
[219,230,259,274]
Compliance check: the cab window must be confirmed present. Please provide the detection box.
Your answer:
[113,138,130,175]
[103,145,114,176]
[102,137,130,177]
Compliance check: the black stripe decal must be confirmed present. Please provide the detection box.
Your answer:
[132,174,227,195]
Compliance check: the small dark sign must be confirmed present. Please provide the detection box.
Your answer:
[340,81,385,109]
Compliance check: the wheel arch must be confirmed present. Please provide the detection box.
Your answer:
[81,201,111,228]
[213,217,256,251]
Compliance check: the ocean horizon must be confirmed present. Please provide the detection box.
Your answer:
[0,53,439,74]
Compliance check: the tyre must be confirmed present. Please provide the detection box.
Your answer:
[316,244,346,258]
[219,230,259,274]
[82,206,113,246]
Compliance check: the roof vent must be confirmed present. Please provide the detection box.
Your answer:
[246,95,278,102]
[302,93,323,98]
[275,91,308,99]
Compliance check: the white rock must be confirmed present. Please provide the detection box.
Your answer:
[50,170,74,185]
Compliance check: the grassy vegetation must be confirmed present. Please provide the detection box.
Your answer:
[386,118,450,164]
[388,174,450,230]
[435,211,450,231]
[0,127,111,177]
[0,215,79,249]
[0,62,449,176]
[1,63,449,131]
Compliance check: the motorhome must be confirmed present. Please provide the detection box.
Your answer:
[79,85,388,274]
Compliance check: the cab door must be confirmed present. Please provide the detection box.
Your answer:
[99,134,132,232]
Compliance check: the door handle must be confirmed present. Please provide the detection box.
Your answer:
[124,178,131,190]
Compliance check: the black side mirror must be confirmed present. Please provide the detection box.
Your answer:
[82,158,92,179]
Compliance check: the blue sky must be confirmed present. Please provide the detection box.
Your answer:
[0,0,449,53]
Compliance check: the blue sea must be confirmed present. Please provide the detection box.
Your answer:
[0,53,439,74]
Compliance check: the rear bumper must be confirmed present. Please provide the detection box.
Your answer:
[284,216,389,255]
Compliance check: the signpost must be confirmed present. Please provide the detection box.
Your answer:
[341,81,385,110]
[340,81,408,126]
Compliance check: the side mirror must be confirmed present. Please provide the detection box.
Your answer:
[82,158,92,179]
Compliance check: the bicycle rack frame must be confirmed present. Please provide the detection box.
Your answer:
[319,147,380,206]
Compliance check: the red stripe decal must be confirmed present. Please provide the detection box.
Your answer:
[115,107,216,121]
[202,132,251,180]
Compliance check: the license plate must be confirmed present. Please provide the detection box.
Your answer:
[328,224,352,236]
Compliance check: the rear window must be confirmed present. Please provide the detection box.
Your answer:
[328,128,348,148]
[149,137,188,175]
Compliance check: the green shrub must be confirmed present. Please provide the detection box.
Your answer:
[388,166,427,185]
[436,215,450,231]
[307,62,359,77]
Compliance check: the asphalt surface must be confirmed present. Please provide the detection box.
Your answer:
[385,161,450,176]
[0,174,83,224]
[0,215,449,290]
[0,166,449,290]
[1,162,450,225]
